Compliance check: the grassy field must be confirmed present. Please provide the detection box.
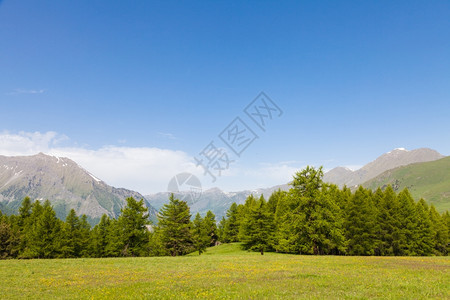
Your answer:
[0,243,448,299]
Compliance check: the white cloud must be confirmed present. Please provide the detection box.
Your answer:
[210,161,305,191]
[157,132,177,140]
[0,131,329,195]
[0,131,200,195]
[7,89,46,95]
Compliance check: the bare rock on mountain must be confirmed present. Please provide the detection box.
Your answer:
[0,153,157,223]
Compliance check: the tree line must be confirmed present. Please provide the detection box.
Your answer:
[219,166,449,256]
[0,166,449,259]
[0,194,219,259]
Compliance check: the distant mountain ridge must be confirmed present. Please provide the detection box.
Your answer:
[0,153,157,223]
[323,148,444,187]
[146,147,447,219]
[362,156,450,213]
[146,185,287,220]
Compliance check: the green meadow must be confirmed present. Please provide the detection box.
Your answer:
[0,243,448,299]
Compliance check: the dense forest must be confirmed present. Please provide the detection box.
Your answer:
[0,166,449,259]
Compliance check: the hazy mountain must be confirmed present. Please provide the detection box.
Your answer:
[324,148,444,187]
[146,184,288,220]
[146,147,446,220]
[0,153,157,223]
[362,156,450,213]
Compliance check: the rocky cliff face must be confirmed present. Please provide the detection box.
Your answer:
[0,153,157,222]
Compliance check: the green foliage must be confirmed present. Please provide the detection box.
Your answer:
[219,166,449,257]
[345,186,378,255]
[192,213,209,255]
[117,197,150,256]
[157,194,193,256]
[239,196,274,254]
[221,202,240,243]
[1,163,449,260]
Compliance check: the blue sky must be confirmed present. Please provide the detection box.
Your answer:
[1,1,449,194]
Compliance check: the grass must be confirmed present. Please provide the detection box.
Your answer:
[0,243,449,299]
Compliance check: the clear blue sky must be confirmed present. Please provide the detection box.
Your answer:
[1,1,449,193]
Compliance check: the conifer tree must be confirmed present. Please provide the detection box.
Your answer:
[414,199,434,256]
[157,194,193,256]
[289,167,346,255]
[240,196,274,255]
[118,197,150,256]
[203,210,218,247]
[395,189,419,255]
[91,214,111,257]
[345,186,377,255]
[375,185,399,255]
[222,203,240,242]
[192,213,209,255]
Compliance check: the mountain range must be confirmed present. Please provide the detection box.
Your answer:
[323,148,444,187]
[0,153,157,223]
[0,147,448,224]
[363,156,450,212]
[146,147,448,218]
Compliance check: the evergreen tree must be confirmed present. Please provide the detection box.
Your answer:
[157,194,193,256]
[22,200,61,258]
[192,213,209,255]
[395,189,419,255]
[0,216,13,258]
[203,210,218,247]
[429,205,448,255]
[104,218,123,257]
[222,203,240,243]
[288,167,346,255]
[118,197,150,256]
[78,215,91,257]
[91,214,111,257]
[414,199,434,256]
[345,186,377,255]
[240,196,274,255]
[60,209,80,258]
[375,186,399,256]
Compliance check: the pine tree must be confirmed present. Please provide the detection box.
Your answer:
[203,210,218,247]
[157,194,193,256]
[22,200,61,258]
[104,218,123,257]
[222,203,240,242]
[395,189,419,255]
[414,199,434,256]
[345,186,377,255]
[375,185,399,256]
[118,197,150,256]
[192,213,209,255]
[78,215,91,257]
[289,167,346,255]
[60,209,80,258]
[0,215,14,258]
[429,205,449,255]
[91,214,111,257]
[240,196,274,255]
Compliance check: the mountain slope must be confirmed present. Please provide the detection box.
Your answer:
[0,153,157,223]
[324,148,444,187]
[362,156,450,213]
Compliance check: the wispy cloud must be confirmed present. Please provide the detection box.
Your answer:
[6,89,46,95]
[0,131,200,195]
[157,132,177,140]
